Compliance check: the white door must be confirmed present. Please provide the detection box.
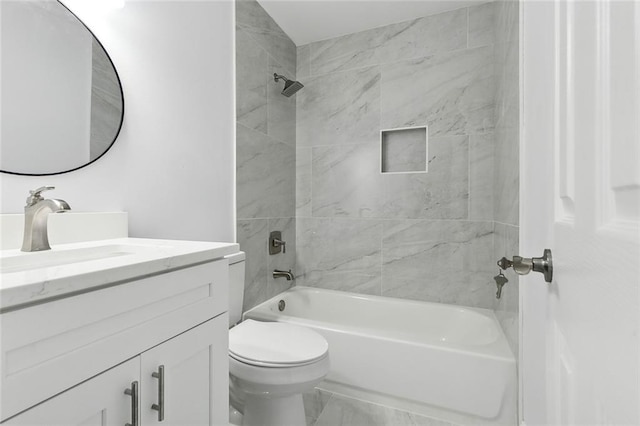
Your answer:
[4,358,139,426]
[140,316,229,426]
[522,1,640,425]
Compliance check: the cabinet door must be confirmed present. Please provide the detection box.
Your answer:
[4,358,139,426]
[140,314,228,426]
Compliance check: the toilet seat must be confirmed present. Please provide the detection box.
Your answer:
[229,351,330,393]
[229,319,328,368]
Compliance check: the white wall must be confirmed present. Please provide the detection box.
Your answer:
[0,0,236,243]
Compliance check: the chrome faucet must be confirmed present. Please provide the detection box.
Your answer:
[273,269,294,281]
[21,186,71,252]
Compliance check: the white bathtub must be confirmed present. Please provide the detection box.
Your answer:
[244,286,516,424]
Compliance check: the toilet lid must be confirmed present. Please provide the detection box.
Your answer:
[229,319,328,367]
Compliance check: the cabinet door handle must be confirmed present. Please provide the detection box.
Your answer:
[151,365,165,421]
[124,381,139,426]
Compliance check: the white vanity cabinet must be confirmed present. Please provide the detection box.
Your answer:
[4,357,140,425]
[139,315,228,425]
[5,317,227,426]
[0,256,232,425]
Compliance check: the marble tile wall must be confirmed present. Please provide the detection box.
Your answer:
[234,1,521,421]
[493,0,519,227]
[235,0,519,345]
[295,3,501,310]
[492,0,520,358]
[236,0,297,310]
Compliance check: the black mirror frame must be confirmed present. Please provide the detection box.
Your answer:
[0,0,125,176]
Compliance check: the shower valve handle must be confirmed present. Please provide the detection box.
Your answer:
[272,238,286,253]
[269,231,286,254]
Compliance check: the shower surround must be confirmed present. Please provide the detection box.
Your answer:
[235,1,520,423]
[295,3,510,313]
[235,0,297,311]
[235,0,520,355]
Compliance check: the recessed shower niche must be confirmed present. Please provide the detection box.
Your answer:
[380,126,428,174]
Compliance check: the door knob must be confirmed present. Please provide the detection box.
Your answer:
[497,249,553,283]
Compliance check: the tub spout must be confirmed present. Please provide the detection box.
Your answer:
[273,269,294,281]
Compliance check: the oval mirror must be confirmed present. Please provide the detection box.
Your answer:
[1,0,124,176]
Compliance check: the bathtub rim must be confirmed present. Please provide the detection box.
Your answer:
[243,286,515,362]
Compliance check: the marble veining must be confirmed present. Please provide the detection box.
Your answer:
[303,388,332,426]
[494,127,519,225]
[0,238,238,312]
[470,133,495,220]
[296,147,312,217]
[236,0,296,75]
[295,3,509,311]
[492,0,520,357]
[267,57,296,146]
[297,44,311,80]
[297,66,381,147]
[296,218,382,295]
[236,28,268,133]
[381,136,469,220]
[382,220,496,308]
[380,46,495,136]
[307,8,467,76]
[493,0,519,226]
[235,2,520,422]
[236,124,295,219]
[311,391,457,426]
[468,2,496,49]
[312,143,383,218]
[235,0,298,313]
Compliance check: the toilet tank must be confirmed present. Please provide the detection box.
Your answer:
[225,251,246,327]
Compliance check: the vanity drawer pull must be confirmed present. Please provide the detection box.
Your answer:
[124,381,139,426]
[151,365,165,421]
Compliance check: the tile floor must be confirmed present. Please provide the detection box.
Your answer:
[303,388,457,426]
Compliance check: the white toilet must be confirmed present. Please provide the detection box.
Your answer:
[226,252,330,426]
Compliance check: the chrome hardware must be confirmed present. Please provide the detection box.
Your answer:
[273,73,304,97]
[273,238,286,253]
[21,186,71,252]
[26,186,55,206]
[278,300,286,311]
[497,249,553,283]
[273,269,294,281]
[124,381,139,426]
[497,257,512,270]
[151,365,165,421]
[494,270,508,299]
[269,231,286,254]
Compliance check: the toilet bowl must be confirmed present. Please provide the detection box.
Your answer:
[226,253,330,426]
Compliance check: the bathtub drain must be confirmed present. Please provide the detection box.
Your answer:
[278,300,285,311]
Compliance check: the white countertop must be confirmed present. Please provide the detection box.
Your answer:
[0,238,238,312]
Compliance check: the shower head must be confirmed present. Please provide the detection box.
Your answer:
[274,73,304,97]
